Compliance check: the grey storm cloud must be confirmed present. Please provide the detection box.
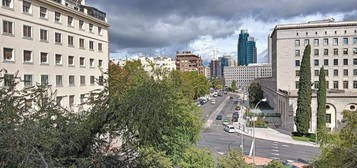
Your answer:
[87,0,357,54]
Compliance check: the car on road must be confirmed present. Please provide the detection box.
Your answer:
[216,114,223,120]
[229,96,234,99]
[224,125,236,133]
[222,119,229,125]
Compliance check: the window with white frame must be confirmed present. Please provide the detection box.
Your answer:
[3,48,14,61]
[353,48,357,55]
[79,20,84,29]
[40,29,48,41]
[80,57,85,66]
[67,16,73,27]
[55,32,62,43]
[69,95,75,106]
[23,50,32,63]
[56,75,63,87]
[68,35,74,46]
[4,74,14,87]
[3,21,13,34]
[323,38,329,46]
[69,75,75,86]
[343,38,349,45]
[40,52,48,64]
[79,38,85,48]
[333,38,338,46]
[90,58,94,67]
[98,27,102,35]
[98,43,103,51]
[90,76,95,85]
[2,0,12,8]
[23,1,31,14]
[80,76,85,86]
[89,41,94,50]
[41,75,49,86]
[314,39,319,46]
[40,7,47,18]
[68,56,74,66]
[89,23,93,32]
[354,37,357,44]
[55,12,61,22]
[23,25,32,38]
[98,60,103,67]
[24,74,32,87]
[55,54,62,65]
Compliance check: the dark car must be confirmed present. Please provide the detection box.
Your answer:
[232,112,239,122]
[229,96,234,99]
[216,114,223,120]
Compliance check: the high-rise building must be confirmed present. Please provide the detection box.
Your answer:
[259,19,357,133]
[175,51,204,74]
[0,0,109,110]
[237,29,257,66]
[209,59,221,79]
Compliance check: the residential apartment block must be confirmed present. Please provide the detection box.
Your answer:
[224,63,272,90]
[0,0,109,109]
[175,51,204,74]
[260,19,357,132]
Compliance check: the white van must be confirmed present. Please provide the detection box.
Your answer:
[224,125,236,133]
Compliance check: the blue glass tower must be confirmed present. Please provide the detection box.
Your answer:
[237,30,257,66]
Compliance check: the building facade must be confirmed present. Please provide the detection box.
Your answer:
[175,51,204,74]
[224,63,272,90]
[260,19,357,133]
[237,29,257,66]
[112,56,176,72]
[0,0,109,109]
[209,59,221,79]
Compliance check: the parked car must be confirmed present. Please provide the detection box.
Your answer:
[216,114,223,120]
[224,125,236,133]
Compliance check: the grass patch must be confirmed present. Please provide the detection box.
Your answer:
[292,136,316,142]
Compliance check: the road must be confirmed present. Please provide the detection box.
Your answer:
[198,93,320,162]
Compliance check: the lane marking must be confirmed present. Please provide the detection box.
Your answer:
[272,153,280,156]
[282,144,289,147]
[272,149,279,152]
[271,157,280,160]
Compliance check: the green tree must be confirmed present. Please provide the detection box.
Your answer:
[265,160,287,168]
[178,146,216,168]
[230,80,238,91]
[248,82,264,107]
[317,66,327,137]
[295,44,312,135]
[217,149,254,168]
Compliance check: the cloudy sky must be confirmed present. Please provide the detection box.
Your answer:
[88,0,357,65]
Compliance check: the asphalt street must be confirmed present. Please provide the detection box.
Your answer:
[197,93,320,162]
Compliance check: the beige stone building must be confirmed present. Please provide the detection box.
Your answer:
[0,0,109,109]
[260,19,357,133]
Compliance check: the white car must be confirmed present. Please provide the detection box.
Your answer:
[224,125,236,133]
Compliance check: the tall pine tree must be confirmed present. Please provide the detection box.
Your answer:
[317,66,327,133]
[295,44,312,135]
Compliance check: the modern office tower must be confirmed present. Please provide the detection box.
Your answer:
[224,63,272,90]
[0,0,109,110]
[237,29,257,66]
[175,51,204,74]
[259,19,357,132]
[209,59,221,79]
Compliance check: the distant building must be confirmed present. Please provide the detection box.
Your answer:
[238,29,257,66]
[209,59,221,79]
[111,56,176,72]
[175,51,204,74]
[259,19,357,133]
[204,66,211,79]
[224,63,272,90]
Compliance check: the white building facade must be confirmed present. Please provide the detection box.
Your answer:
[260,19,357,133]
[0,0,109,109]
[224,63,272,90]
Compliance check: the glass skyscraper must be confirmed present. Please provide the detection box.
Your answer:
[237,29,257,66]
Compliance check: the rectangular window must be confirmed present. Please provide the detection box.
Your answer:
[326,114,331,124]
[23,1,31,13]
[333,59,338,66]
[314,70,319,76]
[354,81,357,88]
[89,23,93,32]
[343,48,348,55]
[80,57,85,66]
[354,59,357,65]
[295,81,299,89]
[343,81,349,89]
[24,75,32,87]
[80,94,85,103]
[314,81,319,89]
[55,54,62,65]
[90,76,95,85]
[4,74,14,87]
[68,35,74,46]
[333,81,339,89]
[68,56,74,66]
[3,21,13,34]
[56,75,63,87]
[295,60,300,66]
[41,75,49,86]
[23,25,32,38]
[56,96,63,105]
[295,40,300,47]
[80,76,85,86]
[79,20,84,29]
[333,38,338,46]
[55,32,62,43]
[314,59,319,66]
[323,38,329,46]
[344,59,349,65]
[89,41,94,50]
[99,76,104,86]
[98,60,103,67]
[333,69,338,76]
[324,49,329,56]
[324,59,329,66]
[353,48,357,55]
[55,12,61,22]
[79,38,84,48]
[23,50,32,63]
[314,49,319,56]
[354,69,357,76]
[40,52,48,64]
[40,7,47,18]
[344,69,349,76]
[325,70,329,76]
[333,48,338,56]
[69,75,75,86]
[67,16,73,26]
[354,37,357,44]
[98,27,102,35]
[304,39,309,46]
[40,29,48,41]
[3,48,14,61]
[314,39,319,46]
[90,58,94,67]
[69,95,75,106]
[343,38,349,45]
[98,43,103,51]
[2,0,12,7]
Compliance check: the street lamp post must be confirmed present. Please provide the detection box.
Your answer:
[249,98,267,165]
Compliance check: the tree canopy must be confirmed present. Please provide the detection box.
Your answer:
[248,82,264,107]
